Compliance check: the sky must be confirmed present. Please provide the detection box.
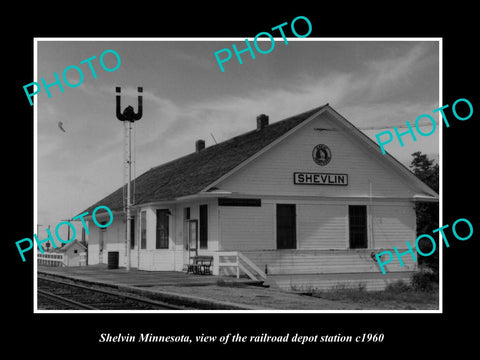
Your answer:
[35,39,440,239]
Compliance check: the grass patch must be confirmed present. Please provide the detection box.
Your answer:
[293,270,439,310]
[310,281,438,309]
[410,267,438,291]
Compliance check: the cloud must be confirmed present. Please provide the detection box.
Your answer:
[357,43,436,101]
[36,41,439,224]
[39,42,439,173]
[128,43,439,168]
[170,47,215,71]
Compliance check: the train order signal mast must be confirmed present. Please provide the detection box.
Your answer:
[116,86,143,271]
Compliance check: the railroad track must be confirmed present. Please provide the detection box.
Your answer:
[37,275,188,310]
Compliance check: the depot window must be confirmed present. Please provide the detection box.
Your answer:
[140,211,147,249]
[349,205,368,249]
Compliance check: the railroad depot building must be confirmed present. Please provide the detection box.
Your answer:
[78,104,438,290]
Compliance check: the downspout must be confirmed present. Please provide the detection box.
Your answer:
[369,180,375,249]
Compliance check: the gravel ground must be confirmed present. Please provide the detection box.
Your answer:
[38,267,438,310]
[145,284,363,310]
[142,283,438,310]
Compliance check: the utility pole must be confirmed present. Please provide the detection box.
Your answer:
[116,86,143,271]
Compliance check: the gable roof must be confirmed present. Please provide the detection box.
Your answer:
[54,239,87,253]
[79,104,328,215]
[201,104,439,201]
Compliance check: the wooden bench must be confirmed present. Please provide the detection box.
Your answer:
[187,256,213,275]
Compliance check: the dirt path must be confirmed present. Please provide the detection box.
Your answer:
[146,284,429,310]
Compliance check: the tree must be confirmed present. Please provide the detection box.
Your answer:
[410,152,439,275]
[410,151,439,193]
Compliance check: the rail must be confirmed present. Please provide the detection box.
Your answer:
[37,275,186,310]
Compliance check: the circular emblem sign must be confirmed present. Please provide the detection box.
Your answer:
[312,144,332,166]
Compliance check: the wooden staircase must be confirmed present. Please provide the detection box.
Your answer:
[214,251,268,284]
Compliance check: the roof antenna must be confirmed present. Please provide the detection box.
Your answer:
[210,132,218,144]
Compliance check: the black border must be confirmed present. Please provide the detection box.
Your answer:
[6,4,479,355]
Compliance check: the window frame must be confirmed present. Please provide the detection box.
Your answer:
[199,204,208,249]
[348,205,368,249]
[156,209,170,249]
[140,211,147,250]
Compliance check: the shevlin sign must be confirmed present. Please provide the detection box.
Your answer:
[293,172,348,186]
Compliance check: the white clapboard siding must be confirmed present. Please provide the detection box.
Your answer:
[103,219,127,266]
[87,218,123,265]
[204,200,220,250]
[372,204,417,248]
[297,204,347,249]
[219,204,275,251]
[138,250,174,271]
[87,242,100,265]
[151,250,175,271]
[217,111,417,199]
[87,223,103,265]
[129,250,138,268]
[242,249,416,275]
[173,249,185,271]
[271,272,416,292]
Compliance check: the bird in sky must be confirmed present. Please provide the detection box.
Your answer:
[58,121,66,132]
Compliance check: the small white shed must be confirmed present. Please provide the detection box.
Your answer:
[55,239,87,267]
